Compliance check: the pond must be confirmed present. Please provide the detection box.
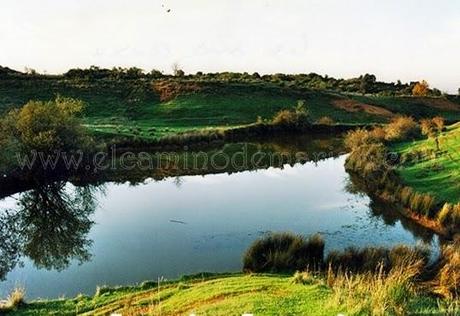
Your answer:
[0,135,439,299]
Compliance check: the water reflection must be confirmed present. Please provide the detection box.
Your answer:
[344,174,436,244]
[0,182,100,280]
[0,135,441,298]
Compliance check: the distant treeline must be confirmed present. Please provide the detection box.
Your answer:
[0,65,451,97]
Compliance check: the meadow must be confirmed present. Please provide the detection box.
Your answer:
[393,122,460,204]
[1,77,460,142]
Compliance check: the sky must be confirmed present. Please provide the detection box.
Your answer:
[1,0,459,92]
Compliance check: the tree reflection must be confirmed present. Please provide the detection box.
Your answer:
[344,174,435,243]
[0,182,100,280]
[0,210,22,281]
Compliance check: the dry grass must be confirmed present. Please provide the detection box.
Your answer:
[433,238,460,299]
[0,287,26,312]
[384,116,421,142]
[332,99,395,117]
[327,260,423,315]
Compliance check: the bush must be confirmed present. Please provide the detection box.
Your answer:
[316,116,335,125]
[344,128,381,151]
[384,116,421,142]
[243,232,324,273]
[271,101,310,129]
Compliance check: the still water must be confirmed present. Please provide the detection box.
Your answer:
[0,137,438,298]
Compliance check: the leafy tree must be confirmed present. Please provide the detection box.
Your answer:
[420,116,444,151]
[412,80,429,96]
[360,73,376,94]
[1,97,92,159]
[172,63,184,77]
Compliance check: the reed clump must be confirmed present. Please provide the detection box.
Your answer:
[327,261,423,315]
[243,232,324,273]
[0,287,26,312]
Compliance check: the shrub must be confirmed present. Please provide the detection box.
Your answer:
[243,232,324,273]
[412,80,429,96]
[344,129,380,151]
[432,116,445,132]
[384,116,421,142]
[271,101,310,129]
[316,116,335,125]
[344,143,390,184]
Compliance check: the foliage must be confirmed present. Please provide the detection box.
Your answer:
[384,116,421,142]
[2,97,92,155]
[271,100,311,129]
[412,80,430,96]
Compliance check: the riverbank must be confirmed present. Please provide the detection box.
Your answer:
[0,272,451,315]
[392,122,460,204]
[344,118,460,238]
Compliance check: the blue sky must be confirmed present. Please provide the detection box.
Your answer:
[1,0,459,92]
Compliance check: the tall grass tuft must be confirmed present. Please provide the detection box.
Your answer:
[433,237,460,299]
[0,287,26,312]
[243,232,324,273]
[327,260,423,316]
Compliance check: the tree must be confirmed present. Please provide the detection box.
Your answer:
[420,116,444,151]
[1,96,91,155]
[412,80,429,96]
[359,74,376,94]
[172,63,184,77]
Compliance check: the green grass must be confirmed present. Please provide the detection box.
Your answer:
[392,123,460,203]
[2,273,451,316]
[5,274,337,316]
[3,78,459,141]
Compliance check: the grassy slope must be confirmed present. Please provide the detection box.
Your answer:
[393,123,460,203]
[2,79,459,141]
[5,273,443,316]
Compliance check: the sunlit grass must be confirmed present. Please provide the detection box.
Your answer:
[393,123,460,203]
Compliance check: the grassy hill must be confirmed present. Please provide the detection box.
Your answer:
[2,273,448,316]
[1,78,459,140]
[393,123,460,204]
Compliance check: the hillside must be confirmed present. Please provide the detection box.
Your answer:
[393,123,460,204]
[3,273,445,316]
[0,78,459,140]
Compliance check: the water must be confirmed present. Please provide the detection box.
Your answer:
[0,136,438,299]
